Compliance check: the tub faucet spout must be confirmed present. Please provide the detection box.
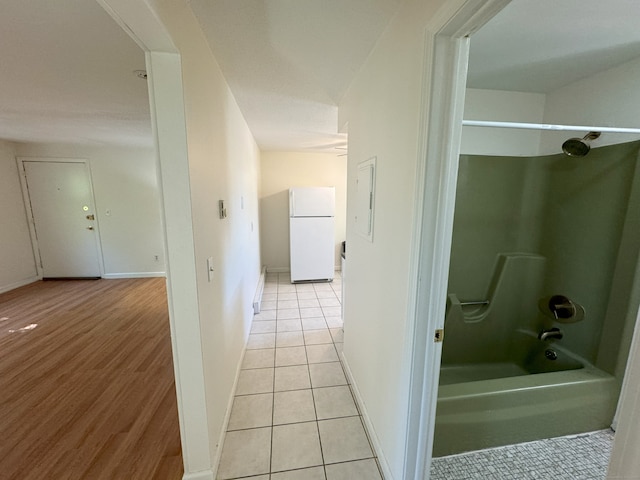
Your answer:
[539,327,563,341]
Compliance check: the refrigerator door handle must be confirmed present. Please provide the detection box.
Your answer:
[290,189,295,217]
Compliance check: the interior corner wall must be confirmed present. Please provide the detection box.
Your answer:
[461,88,546,156]
[338,0,449,477]
[14,143,165,277]
[540,55,640,155]
[0,139,38,292]
[148,0,262,470]
[260,151,347,272]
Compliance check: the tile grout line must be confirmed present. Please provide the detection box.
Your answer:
[300,279,329,478]
[267,284,277,477]
[306,317,328,479]
[234,274,365,479]
[332,320,384,479]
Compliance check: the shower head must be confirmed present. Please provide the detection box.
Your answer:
[562,131,601,157]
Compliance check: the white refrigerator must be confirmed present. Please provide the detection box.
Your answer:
[289,187,335,282]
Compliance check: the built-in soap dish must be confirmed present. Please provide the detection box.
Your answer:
[538,294,585,323]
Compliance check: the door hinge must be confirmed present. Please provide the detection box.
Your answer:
[434,328,444,343]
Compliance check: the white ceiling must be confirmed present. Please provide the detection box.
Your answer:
[188,0,403,152]
[2,0,640,151]
[0,0,150,147]
[468,0,640,93]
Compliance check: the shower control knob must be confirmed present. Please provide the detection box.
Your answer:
[545,349,558,361]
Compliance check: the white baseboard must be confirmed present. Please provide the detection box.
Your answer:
[101,272,166,279]
[211,342,248,478]
[341,353,394,480]
[253,266,267,314]
[182,470,214,480]
[0,276,40,294]
[266,267,290,273]
[266,266,341,274]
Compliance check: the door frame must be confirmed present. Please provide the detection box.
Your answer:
[403,1,511,478]
[407,1,640,479]
[17,157,105,279]
[92,1,217,475]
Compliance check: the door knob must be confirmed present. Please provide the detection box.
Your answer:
[87,226,94,230]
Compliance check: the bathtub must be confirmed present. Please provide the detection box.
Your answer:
[433,329,619,457]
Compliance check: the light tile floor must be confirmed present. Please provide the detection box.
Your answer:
[431,429,615,480]
[217,272,384,480]
[218,274,616,479]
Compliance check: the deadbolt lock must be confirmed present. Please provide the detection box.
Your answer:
[86,214,95,220]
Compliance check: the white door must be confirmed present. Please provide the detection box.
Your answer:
[23,161,101,278]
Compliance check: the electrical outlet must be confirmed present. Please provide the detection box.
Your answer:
[154,255,159,262]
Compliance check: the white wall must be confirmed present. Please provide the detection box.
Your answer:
[0,140,38,292]
[461,88,546,156]
[540,55,640,155]
[260,151,347,272]
[146,0,262,474]
[339,0,450,477]
[15,143,165,277]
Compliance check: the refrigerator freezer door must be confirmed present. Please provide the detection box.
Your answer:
[290,217,335,282]
[290,187,335,217]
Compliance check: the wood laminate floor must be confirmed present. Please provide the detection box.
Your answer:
[0,278,182,480]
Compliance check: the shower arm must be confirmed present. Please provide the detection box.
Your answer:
[462,120,640,134]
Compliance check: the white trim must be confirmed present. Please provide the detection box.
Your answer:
[15,159,42,277]
[145,50,213,474]
[0,276,40,295]
[102,272,166,279]
[407,2,640,479]
[462,120,640,134]
[341,354,392,480]
[95,0,176,53]
[266,267,290,274]
[211,343,248,478]
[182,471,214,480]
[97,2,213,477]
[253,266,267,314]
[404,1,511,479]
[265,266,342,274]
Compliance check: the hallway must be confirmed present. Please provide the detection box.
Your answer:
[217,272,382,479]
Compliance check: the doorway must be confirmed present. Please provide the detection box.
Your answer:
[409,0,640,479]
[19,158,103,278]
